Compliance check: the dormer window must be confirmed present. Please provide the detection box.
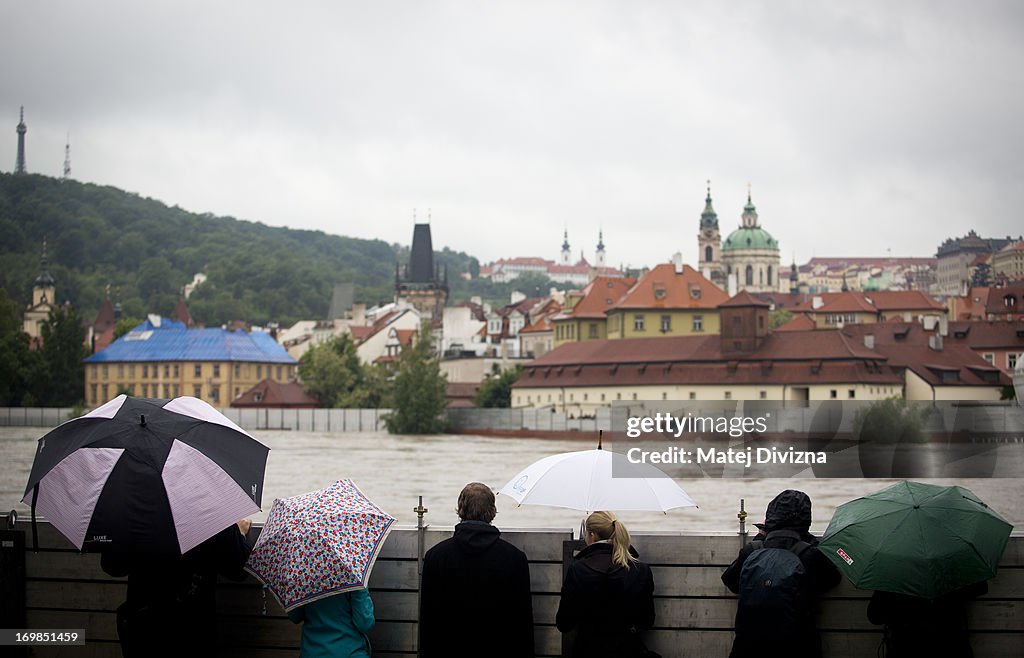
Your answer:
[1005,295,1018,308]
[689,286,702,299]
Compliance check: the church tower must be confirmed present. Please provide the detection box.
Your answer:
[595,230,606,268]
[697,180,725,287]
[560,229,571,265]
[15,106,27,174]
[23,239,56,348]
[395,222,448,320]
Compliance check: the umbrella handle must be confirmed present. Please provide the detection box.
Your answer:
[31,483,39,553]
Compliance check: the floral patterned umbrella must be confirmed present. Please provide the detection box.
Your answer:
[245,479,395,611]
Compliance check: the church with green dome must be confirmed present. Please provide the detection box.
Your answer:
[698,184,781,294]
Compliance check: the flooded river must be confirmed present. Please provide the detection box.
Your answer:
[2,428,1021,535]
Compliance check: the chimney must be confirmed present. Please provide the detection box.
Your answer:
[929,334,944,351]
[864,334,875,350]
[938,316,948,337]
[812,296,823,310]
[727,272,738,297]
[702,266,711,281]
[510,291,526,304]
[672,252,683,274]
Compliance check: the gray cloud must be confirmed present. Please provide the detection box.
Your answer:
[2,1,1022,271]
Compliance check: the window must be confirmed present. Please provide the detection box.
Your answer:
[662,392,667,400]
[983,353,994,364]
[705,245,713,262]
[660,315,671,332]
[830,389,838,399]
[724,391,732,400]
[1010,353,1020,369]
[589,323,599,339]
[689,392,696,400]
[583,394,588,401]
[634,315,645,331]
[632,393,637,400]
[163,384,170,397]
[600,393,605,401]
[213,364,221,379]
[90,384,97,404]
[767,265,773,286]
[129,364,136,378]
[194,364,202,377]
[210,386,220,404]
[693,316,703,332]
[277,366,283,380]
[117,364,124,378]
[616,393,622,400]
[164,364,170,378]
[848,390,856,399]
[193,385,202,398]
[234,364,240,377]
[745,265,753,285]
[142,364,148,378]
[173,364,180,378]
[760,391,767,399]
[173,385,179,397]
[102,365,109,380]
[257,365,263,378]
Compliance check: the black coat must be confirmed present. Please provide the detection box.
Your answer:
[555,542,655,658]
[419,521,534,658]
[867,582,987,658]
[101,524,250,657]
[721,491,841,658]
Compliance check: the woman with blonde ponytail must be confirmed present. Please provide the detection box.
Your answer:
[555,511,657,658]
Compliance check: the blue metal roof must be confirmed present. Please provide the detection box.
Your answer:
[85,317,296,364]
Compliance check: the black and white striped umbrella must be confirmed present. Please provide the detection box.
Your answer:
[23,395,269,554]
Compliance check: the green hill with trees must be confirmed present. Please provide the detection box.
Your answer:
[0,172,555,326]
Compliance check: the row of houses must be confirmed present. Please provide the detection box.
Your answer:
[512,293,1019,415]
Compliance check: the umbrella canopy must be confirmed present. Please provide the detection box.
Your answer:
[22,395,268,554]
[818,480,1013,599]
[498,448,697,513]
[245,479,395,612]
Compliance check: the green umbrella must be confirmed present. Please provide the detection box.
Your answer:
[817,480,1013,599]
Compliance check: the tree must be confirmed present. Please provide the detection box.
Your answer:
[113,317,143,341]
[475,365,523,408]
[298,333,389,408]
[768,309,793,330]
[31,305,88,406]
[385,322,448,434]
[971,262,992,288]
[0,287,35,406]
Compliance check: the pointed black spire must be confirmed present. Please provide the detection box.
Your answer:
[35,238,55,287]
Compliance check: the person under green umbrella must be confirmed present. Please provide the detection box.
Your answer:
[819,481,1013,658]
[818,480,1012,600]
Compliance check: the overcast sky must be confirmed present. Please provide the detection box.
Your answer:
[2,1,1022,270]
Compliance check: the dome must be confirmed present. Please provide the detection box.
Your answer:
[722,226,779,251]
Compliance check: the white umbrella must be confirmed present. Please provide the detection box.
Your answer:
[498,446,697,513]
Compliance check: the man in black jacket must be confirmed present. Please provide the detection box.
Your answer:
[721,490,840,658]
[419,483,534,658]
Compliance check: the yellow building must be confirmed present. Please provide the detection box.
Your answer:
[552,276,636,347]
[604,260,727,340]
[84,316,298,408]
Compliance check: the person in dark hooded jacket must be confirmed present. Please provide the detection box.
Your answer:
[419,482,534,658]
[556,511,655,658]
[721,490,840,658]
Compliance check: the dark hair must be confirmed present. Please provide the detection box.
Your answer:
[456,482,496,523]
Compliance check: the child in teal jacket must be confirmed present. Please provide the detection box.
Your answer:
[287,589,374,657]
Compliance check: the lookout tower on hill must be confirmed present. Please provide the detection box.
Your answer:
[15,106,27,174]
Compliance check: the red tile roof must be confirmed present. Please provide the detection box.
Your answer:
[611,263,728,310]
[231,379,318,408]
[565,276,637,319]
[775,313,816,332]
[947,320,1024,349]
[719,290,771,308]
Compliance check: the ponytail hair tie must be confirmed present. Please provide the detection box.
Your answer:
[611,520,617,530]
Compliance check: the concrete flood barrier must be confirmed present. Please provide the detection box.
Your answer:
[12,520,1024,657]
